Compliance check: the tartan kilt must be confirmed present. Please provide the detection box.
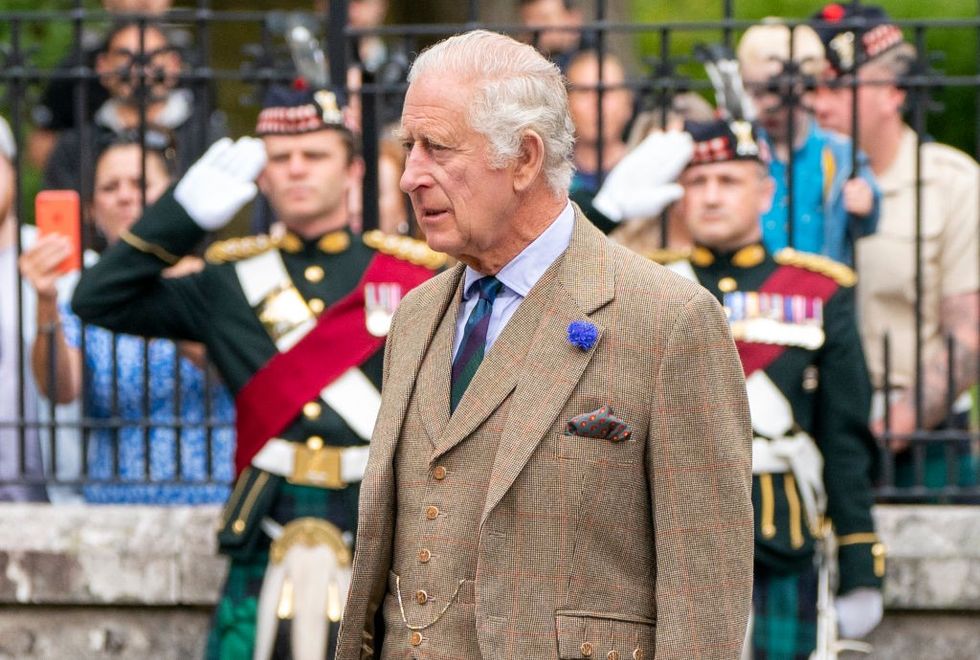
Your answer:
[751,562,818,660]
[205,481,360,660]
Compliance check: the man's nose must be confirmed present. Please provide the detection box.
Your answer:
[287,153,307,176]
[400,144,430,193]
[704,178,722,203]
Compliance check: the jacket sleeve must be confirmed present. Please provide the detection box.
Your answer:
[649,288,754,658]
[814,285,883,594]
[71,189,213,342]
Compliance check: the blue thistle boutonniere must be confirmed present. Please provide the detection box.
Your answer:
[567,320,598,351]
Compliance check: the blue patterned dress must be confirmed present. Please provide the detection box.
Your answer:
[61,303,235,504]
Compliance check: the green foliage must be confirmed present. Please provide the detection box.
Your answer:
[630,0,978,154]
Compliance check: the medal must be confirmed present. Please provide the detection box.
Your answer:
[364,283,403,337]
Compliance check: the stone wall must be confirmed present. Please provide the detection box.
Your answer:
[0,504,977,659]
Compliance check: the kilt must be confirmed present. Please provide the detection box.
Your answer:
[205,480,358,660]
[751,562,818,660]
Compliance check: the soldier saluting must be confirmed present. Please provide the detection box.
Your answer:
[71,85,443,659]
[598,118,885,659]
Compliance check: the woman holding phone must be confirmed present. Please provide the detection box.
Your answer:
[19,131,235,504]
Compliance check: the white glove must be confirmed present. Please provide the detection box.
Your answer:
[174,136,267,231]
[592,130,694,222]
[836,587,884,639]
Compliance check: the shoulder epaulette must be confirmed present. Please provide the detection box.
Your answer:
[774,248,857,287]
[362,230,447,270]
[643,247,691,265]
[205,234,278,264]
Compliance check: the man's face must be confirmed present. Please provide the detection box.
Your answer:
[348,0,388,29]
[519,0,581,55]
[741,58,797,145]
[96,25,180,103]
[567,56,632,148]
[812,62,904,140]
[102,0,172,11]
[677,160,774,252]
[398,73,517,262]
[259,130,357,230]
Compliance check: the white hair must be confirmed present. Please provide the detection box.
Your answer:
[408,30,575,195]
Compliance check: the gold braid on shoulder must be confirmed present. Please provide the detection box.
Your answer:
[362,230,448,270]
[774,248,857,287]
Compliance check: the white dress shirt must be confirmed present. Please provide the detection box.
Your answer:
[452,201,575,359]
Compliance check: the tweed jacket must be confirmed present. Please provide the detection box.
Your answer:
[336,212,754,659]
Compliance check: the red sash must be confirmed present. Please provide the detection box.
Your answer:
[737,265,839,377]
[234,251,433,474]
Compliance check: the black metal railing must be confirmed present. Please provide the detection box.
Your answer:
[0,1,977,503]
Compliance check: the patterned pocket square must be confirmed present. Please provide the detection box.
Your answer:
[566,404,633,442]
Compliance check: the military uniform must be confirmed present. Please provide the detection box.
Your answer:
[71,190,443,658]
[652,243,884,659]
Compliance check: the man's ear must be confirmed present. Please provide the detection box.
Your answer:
[513,131,546,193]
[758,173,776,216]
[890,86,908,115]
[95,52,109,76]
[348,156,366,190]
[256,169,270,197]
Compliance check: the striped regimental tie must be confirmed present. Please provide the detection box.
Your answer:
[450,276,504,413]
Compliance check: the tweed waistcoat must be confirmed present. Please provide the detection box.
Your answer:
[381,276,529,659]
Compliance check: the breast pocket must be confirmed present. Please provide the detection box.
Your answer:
[556,611,656,659]
[556,432,641,465]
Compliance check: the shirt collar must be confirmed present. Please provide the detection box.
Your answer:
[462,200,575,299]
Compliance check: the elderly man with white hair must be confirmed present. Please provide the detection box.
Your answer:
[737,21,880,267]
[336,30,755,660]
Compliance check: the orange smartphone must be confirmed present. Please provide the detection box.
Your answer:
[35,190,81,273]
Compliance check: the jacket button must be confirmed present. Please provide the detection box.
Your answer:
[632,648,644,660]
[410,631,422,646]
[418,548,431,563]
[607,652,620,660]
[306,435,324,451]
[425,505,439,520]
[302,402,322,419]
[304,265,325,283]
[415,590,428,605]
[433,465,447,480]
[580,642,594,657]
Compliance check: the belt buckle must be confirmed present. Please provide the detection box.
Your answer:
[290,444,345,489]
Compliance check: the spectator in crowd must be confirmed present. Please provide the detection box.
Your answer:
[20,134,235,504]
[518,0,593,73]
[27,0,176,171]
[812,2,979,489]
[0,117,48,502]
[566,50,634,233]
[43,19,226,192]
[738,21,879,266]
[71,85,442,659]
[609,118,883,658]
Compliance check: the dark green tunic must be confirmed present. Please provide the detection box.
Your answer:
[660,244,883,657]
[72,189,436,658]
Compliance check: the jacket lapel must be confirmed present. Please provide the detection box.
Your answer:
[432,264,559,459]
[415,274,463,446]
[480,211,616,527]
[370,265,463,461]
